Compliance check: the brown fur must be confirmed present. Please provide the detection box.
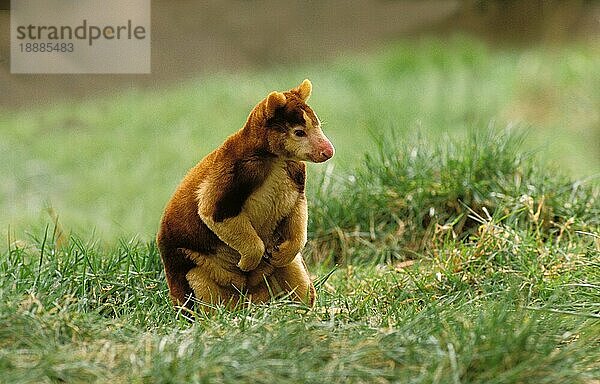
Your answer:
[157,79,334,311]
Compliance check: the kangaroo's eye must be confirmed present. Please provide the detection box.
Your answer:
[294,129,307,137]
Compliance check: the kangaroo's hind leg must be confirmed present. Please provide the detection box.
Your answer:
[158,245,196,310]
[249,254,315,306]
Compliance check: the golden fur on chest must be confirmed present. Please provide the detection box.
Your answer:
[188,160,301,290]
[244,161,300,239]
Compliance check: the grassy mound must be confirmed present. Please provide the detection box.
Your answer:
[309,129,598,265]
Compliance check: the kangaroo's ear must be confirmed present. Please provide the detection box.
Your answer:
[265,91,287,118]
[293,79,312,101]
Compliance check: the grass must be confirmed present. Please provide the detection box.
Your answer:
[0,36,598,242]
[307,129,599,266]
[1,37,599,383]
[1,129,598,383]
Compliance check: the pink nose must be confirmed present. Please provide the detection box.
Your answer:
[320,140,335,160]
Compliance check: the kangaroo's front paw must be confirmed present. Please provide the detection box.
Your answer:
[269,240,302,268]
[237,241,265,272]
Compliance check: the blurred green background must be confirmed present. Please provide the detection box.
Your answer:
[1,0,598,243]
